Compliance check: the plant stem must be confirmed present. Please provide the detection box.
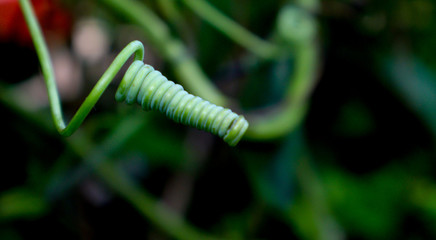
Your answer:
[181,0,281,59]
[19,0,145,136]
[245,43,318,139]
[18,0,62,130]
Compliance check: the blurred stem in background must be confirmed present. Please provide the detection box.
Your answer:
[69,118,220,240]
[180,0,282,59]
[245,44,318,139]
[156,0,194,44]
[296,0,320,12]
[290,156,344,240]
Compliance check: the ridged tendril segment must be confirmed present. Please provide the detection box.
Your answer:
[115,60,249,146]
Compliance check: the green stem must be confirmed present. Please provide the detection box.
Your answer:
[245,44,318,139]
[244,102,308,140]
[19,0,61,130]
[181,0,281,59]
[96,161,218,240]
[287,44,318,103]
[293,156,344,240]
[19,0,144,136]
[157,0,182,23]
[295,0,320,12]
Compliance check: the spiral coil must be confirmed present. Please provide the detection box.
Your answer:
[19,0,248,146]
[115,60,249,146]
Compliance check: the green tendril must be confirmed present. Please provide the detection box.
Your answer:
[18,0,248,146]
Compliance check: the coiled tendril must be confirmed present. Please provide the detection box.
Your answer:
[18,0,248,146]
[116,60,249,146]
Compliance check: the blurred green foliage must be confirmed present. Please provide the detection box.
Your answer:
[1,0,436,239]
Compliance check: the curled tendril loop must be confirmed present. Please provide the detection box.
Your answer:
[116,60,249,146]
